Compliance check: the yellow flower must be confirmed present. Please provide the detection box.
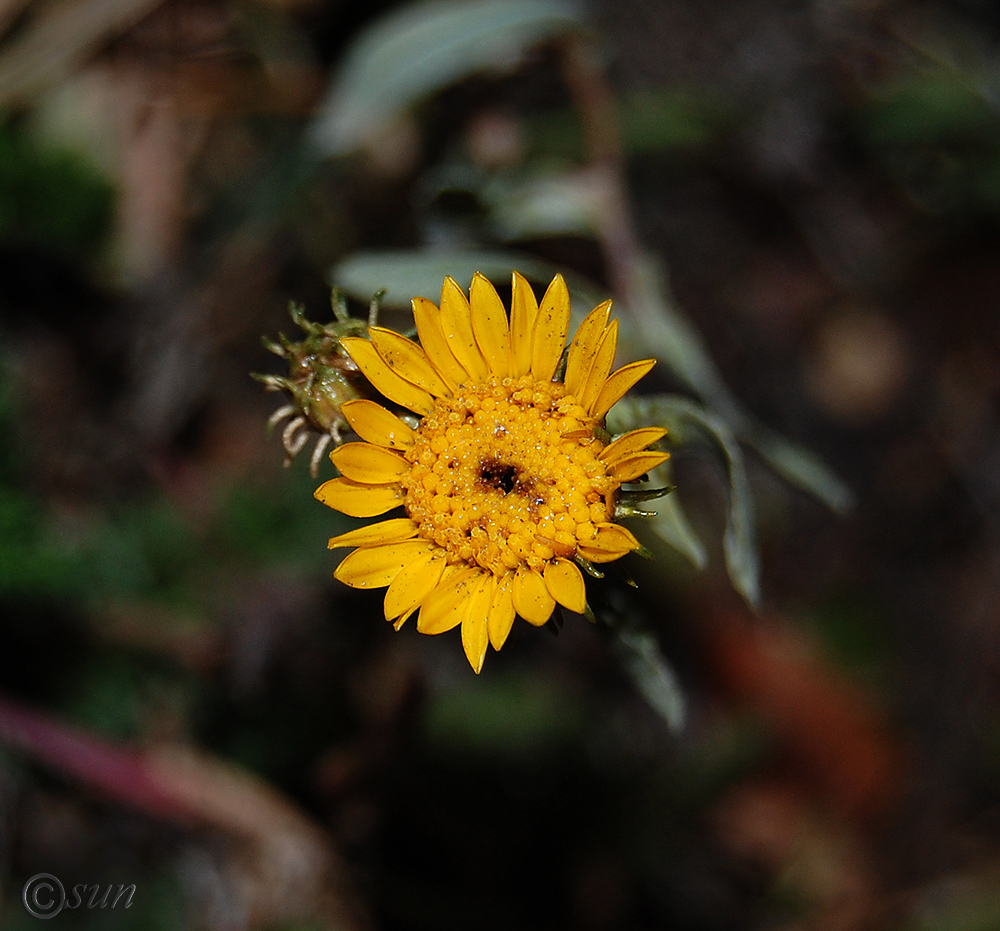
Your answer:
[315,272,667,672]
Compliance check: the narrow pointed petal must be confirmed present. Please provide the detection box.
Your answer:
[334,539,434,589]
[530,274,570,382]
[412,297,468,388]
[510,271,538,377]
[315,478,402,517]
[470,272,512,377]
[487,572,516,650]
[599,427,668,465]
[341,399,416,450]
[384,550,446,620]
[328,517,417,549]
[564,300,612,397]
[577,523,641,563]
[590,358,657,421]
[461,574,493,673]
[393,605,418,630]
[543,559,586,614]
[609,451,671,483]
[342,338,435,415]
[512,566,556,626]
[331,442,408,484]
[417,566,482,634]
[369,326,452,398]
[579,319,619,413]
[440,277,490,383]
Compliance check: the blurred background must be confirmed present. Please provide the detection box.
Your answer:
[1,0,999,928]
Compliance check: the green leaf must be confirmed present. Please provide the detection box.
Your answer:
[648,491,707,570]
[309,0,582,155]
[611,625,686,734]
[486,170,603,241]
[616,395,760,608]
[744,426,854,514]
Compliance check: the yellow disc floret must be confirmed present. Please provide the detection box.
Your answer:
[401,375,613,576]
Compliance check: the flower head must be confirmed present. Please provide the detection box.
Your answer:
[316,272,667,672]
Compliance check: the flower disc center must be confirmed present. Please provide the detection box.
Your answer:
[400,375,616,576]
[479,459,518,496]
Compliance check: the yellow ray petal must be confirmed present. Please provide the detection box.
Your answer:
[417,566,482,635]
[564,300,612,397]
[440,277,490,383]
[461,574,493,673]
[342,337,435,415]
[328,517,418,549]
[590,358,657,421]
[334,539,435,589]
[384,550,446,620]
[579,319,619,413]
[412,296,468,389]
[512,566,556,626]
[530,274,570,382]
[470,272,512,378]
[315,478,402,517]
[341,399,416,450]
[369,326,452,398]
[393,605,418,630]
[510,271,538,377]
[577,522,641,563]
[543,558,586,614]
[331,442,408,484]
[599,427,668,466]
[487,571,516,650]
[609,451,670,483]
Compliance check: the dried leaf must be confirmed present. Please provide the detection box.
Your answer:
[0,0,166,106]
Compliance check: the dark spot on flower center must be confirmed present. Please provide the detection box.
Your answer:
[479,458,517,495]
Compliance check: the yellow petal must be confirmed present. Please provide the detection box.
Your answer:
[417,566,482,635]
[512,566,556,626]
[334,539,434,589]
[331,442,408,484]
[384,550,446,620]
[577,522,640,563]
[412,297,469,389]
[342,337,435,415]
[609,451,670,483]
[470,272,511,378]
[564,300,612,397]
[369,326,452,398]
[461,574,493,673]
[328,517,418,548]
[590,358,656,421]
[341,399,416,450]
[393,605,418,631]
[599,427,668,465]
[530,274,571,382]
[543,559,586,614]
[579,319,619,413]
[315,478,402,517]
[487,571,516,650]
[440,277,489,383]
[510,271,538,378]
